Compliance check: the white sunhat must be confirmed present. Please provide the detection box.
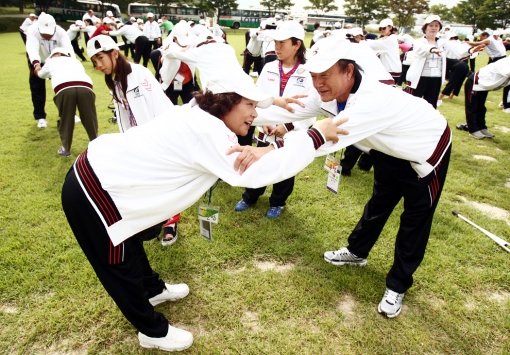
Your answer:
[29,13,36,17]
[146,12,154,18]
[106,10,113,17]
[447,31,459,39]
[265,17,277,27]
[379,18,393,28]
[129,16,136,22]
[87,34,120,58]
[136,18,144,24]
[102,17,113,24]
[333,21,342,29]
[304,35,356,73]
[205,75,273,108]
[50,47,71,57]
[37,12,56,35]
[75,19,84,26]
[199,19,206,25]
[424,14,442,26]
[270,20,305,41]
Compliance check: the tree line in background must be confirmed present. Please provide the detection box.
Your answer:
[10,0,510,30]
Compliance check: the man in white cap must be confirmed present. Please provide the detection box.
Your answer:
[67,20,87,61]
[256,37,452,318]
[468,30,509,111]
[19,13,37,43]
[25,12,74,128]
[143,12,162,51]
[104,18,151,66]
[82,9,99,45]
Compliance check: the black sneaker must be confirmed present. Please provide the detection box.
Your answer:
[456,123,469,131]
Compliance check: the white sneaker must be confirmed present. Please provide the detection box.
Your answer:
[324,247,367,266]
[37,118,47,128]
[498,101,504,108]
[149,283,189,306]
[138,325,193,352]
[502,108,510,113]
[377,288,405,318]
[74,115,81,123]
[436,100,443,107]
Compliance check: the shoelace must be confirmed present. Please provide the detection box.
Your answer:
[384,290,402,305]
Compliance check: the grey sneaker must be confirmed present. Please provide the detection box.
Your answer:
[323,247,367,266]
[470,130,485,139]
[377,288,405,318]
[480,129,495,138]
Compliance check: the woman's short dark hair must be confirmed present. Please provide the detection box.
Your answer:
[193,91,243,119]
[291,37,307,64]
[422,21,442,34]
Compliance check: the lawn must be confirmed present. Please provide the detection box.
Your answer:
[0,29,509,354]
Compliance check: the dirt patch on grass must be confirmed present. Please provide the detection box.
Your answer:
[32,339,88,355]
[472,155,497,162]
[488,291,510,304]
[457,196,510,225]
[336,294,356,321]
[0,304,18,314]
[241,311,261,332]
[255,261,295,273]
[494,125,510,133]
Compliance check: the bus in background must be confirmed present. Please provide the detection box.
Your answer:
[127,2,157,19]
[305,13,354,31]
[35,0,121,22]
[218,8,287,29]
[127,2,203,22]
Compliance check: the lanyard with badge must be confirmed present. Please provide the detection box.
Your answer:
[324,100,347,194]
[278,61,300,96]
[198,181,220,241]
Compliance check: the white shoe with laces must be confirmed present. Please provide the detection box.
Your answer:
[138,325,193,352]
[149,283,189,306]
[37,118,47,128]
[377,288,405,318]
[323,247,367,266]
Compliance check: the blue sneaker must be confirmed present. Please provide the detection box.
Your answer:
[235,199,252,212]
[266,206,284,219]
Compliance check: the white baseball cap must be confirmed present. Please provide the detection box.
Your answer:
[270,20,305,41]
[87,34,119,58]
[29,13,36,17]
[50,47,71,57]
[205,75,273,108]
[379,18,393,28]
[106,10,113,17]
[75,20,84,26]
[130,16,136,22]
[38,12,56,35]
[447,31,458,39]
[102,17,113,24]
[265,18,277,27]
[169,21,195,46]
[349,27,364,37]
[199,19,206,25]
[304,36,356,73]
[147,12,154,18]
[333,21,342,29]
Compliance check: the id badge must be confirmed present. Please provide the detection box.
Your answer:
[173,80,183,91]
[324,153,339,172]
[199,219,212,241]
[198,204,220,224]
[326,165,342,194]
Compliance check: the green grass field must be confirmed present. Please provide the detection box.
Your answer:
[0,29,509,354]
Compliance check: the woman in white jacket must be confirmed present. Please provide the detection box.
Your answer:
[234,20,316,219]
[404,15,446,108]
[87,35,181,245]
